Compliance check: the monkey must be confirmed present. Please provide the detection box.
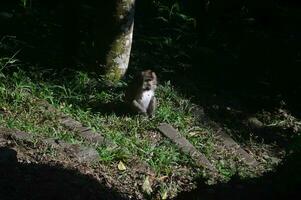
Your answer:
[125,70,157,117]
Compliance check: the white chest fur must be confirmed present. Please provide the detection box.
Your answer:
[139,90,154,108]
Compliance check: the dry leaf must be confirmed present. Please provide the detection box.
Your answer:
[142,176,153,195]
[117,161,126,171]
[161,190,168,199]
[189,131,198,136]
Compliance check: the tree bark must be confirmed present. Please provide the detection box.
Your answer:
[95,0,135,85]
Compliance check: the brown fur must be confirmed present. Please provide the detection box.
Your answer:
[125,70,157,117]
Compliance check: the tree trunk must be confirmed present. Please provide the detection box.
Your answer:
[95,0,135,85]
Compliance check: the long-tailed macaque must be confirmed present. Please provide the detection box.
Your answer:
[125,70,157,117]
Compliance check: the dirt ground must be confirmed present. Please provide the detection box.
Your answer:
[0,132,127,200]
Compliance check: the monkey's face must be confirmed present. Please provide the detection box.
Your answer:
[141,70,157,91]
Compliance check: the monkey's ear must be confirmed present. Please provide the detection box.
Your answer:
[151,72,156,78]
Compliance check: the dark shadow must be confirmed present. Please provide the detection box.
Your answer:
[91,101,130,117]
[0,0,68,67]
[0,0,135,73]
[175,149,301,200]
[0,147,126,200]
[133,0,301,115]
[133,0,301,150]
[0,0,86,69]
[199,104,295,148]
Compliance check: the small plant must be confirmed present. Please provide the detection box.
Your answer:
[20,0,31,8]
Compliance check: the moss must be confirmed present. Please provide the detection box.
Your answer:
[101,0,135,85]
[115,0,135,21]
[104,66,123,85]
[103,39,125,84]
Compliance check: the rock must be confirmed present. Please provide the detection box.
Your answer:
[247,117,264,129]
[0,127,33,143]
[215,129,259,167]
[74,146,99,163]
[59,116,107,145]
[158,123,217,172]
[191,104,205,120]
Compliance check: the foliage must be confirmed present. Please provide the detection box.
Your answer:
[0,55,282,197]
[20,0,31,8]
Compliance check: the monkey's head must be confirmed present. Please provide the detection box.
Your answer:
[140,70,157,91]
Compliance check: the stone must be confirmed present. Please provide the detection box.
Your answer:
[158,123,216,172]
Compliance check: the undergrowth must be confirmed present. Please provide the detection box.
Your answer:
[0,57,276,197]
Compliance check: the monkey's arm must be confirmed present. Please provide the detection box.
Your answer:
[132,100,147,115]
[147,96,156,117]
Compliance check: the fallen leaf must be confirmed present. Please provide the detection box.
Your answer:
[142,176,153,195]
[161,190,168,199]
[117,161,126,171]
[189,131,198,136]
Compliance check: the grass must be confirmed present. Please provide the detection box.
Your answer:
[0,56,284,198]
[0,60,203,195]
